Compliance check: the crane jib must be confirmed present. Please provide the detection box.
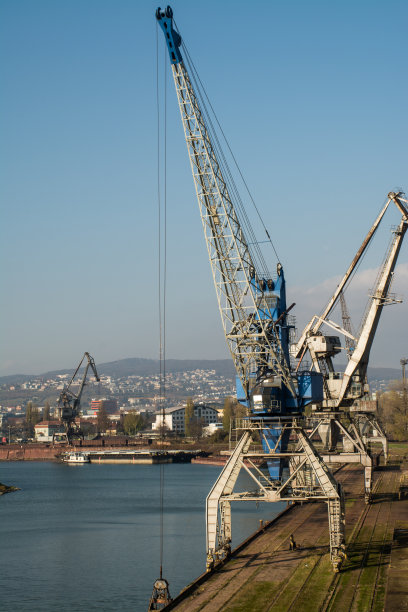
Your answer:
[156,6,183,65]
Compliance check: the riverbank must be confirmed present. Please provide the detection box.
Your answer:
[0,441,229,463]
[0,443,217,464]
[0,444,63,461]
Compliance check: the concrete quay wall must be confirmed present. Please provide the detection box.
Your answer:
[0,444,151,461]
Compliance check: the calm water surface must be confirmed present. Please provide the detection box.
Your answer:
[0,461,284,611]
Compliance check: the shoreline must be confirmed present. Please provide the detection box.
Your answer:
[0,444,220,464]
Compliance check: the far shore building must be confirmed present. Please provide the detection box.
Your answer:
[90,398,118,416]
[34,420,65,442]
[152,404,220,435]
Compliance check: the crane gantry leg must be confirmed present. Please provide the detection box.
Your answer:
[206,420,345,572]
[310,412,377,503]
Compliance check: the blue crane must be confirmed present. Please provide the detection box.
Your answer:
[156,6,346,572]
[156,5,323,469]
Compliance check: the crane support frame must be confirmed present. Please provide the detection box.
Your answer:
[206,421,346,572]
[294,197,391,358]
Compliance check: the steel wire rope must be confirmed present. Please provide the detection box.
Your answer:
[156,22,167,581]
[180,43,269,267]
[185,52,270,279]
[161,42,168,581]
[178,32,281,268]
[316,195,391,337]
[179,37,274,280]
[356,224,397,336]
[338,196,390,298]
[183,55,266,278]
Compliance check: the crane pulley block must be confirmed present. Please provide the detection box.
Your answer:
[156,6,182,64]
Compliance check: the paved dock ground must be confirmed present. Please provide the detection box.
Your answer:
[166,451,408,612]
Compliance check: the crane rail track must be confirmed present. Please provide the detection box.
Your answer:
[366,492,394,611]
[172,464,359,612]
[348,469,395,612]
[319,467,395,612]
[191,502,322,612]
[266,464,372,612]
[217,466,359,612]
[163,459,408,612]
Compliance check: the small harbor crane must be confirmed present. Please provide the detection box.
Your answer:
[55,352,100,444]
[294,191,408,500]
[295,192,407,408]
[156,6,347,571]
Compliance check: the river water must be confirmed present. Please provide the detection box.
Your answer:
[0,461,284,611]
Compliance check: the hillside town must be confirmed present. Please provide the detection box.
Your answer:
[0,368,235,442]
[0,362,403,445]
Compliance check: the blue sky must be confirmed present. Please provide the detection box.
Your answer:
[1,0,407,376]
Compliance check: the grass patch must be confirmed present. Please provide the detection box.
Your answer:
[267,555,320,610]
[355,562,380,612]
[388,442,408,461]
[285,555,334,612]
[329,566,356,609]
[389,442,407,453]
[372,583,386,612]
[223,580,279,612]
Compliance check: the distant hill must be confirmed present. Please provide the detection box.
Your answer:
[366,367,401,382]
[0,358,236,385]
[0,358,402,386]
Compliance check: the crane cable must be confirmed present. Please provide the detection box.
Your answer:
[156,21,167,583]
[148,26,172,611]
[317,196,390,331]
[176,23,281,270]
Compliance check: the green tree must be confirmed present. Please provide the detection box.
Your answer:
[96,406,110,433]
[25,401,33,426]
[43,401,51,421]
[209,428,228,443]
[189,417,204,441]
[378,380,408,441]
[25,401,41,435]
[123,410,145,436]
[222,397,234,433]
[185,398,194,437]
[32,406,40,423]
[116,417,125,434]
[26,401,41,426]
[223,397,247,435]
[81,421,96,438]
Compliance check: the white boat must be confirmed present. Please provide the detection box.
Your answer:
[62,452,90,464]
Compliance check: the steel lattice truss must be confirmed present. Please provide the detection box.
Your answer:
[171,61,295,398]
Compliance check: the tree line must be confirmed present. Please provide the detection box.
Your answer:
[378,379,408,441]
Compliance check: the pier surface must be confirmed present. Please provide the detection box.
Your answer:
[165,446,408,611]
